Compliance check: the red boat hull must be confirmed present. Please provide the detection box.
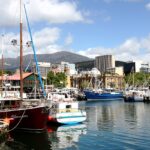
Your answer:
[0,106,49,131]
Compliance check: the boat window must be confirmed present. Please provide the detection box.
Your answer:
[2,100,20,109]
[65,93,68,98]
[4,101,10,106]
[66,105,71,109]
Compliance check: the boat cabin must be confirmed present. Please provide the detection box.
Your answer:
[47,91,74,102]
[51,102,79,114]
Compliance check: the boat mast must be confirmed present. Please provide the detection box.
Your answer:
[1,34,4,94]
[24,4,47,98]
[20,0,23,99]
[132,67,134,87]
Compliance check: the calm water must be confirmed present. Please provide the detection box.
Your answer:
[1,101,150,150]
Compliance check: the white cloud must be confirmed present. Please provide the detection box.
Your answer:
[77,35,150,64]
[141,35,150,51]
[145,3,150,10]
[1,27,61,57]
[118,38,141,54]
[0,32,20,58]
[78,47,114,58]
[78,38,141,59]
[0,1,19,27]
[26,0,85,24]
[104,0,143,3]
[33,27,60,48]
[0,0,87,27]
[36,44,62,54]
[65,33,73,46]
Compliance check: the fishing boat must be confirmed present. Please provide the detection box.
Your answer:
[123,66,148,102]
[0,99,49,131]
[83,69,123,101]
[143,87,150,102]
[124,88,148,102]
[124,90,143,102]
[84,88,123,101]
[0,1,49,131]
[47,93,86,125]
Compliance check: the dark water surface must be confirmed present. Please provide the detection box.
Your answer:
[1,101,150,150]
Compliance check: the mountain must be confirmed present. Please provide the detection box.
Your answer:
[3,51,92,70]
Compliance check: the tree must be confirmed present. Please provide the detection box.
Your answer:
[0,70,14,76]
[80,80,90,90]
[56,72,67,87]
[47,71,55,85]
[124,72,150,87]
[47,71,67,88]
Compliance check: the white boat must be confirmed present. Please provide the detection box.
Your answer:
[47,93,86,125]
[143,87,150,102]
[124,89,147,102]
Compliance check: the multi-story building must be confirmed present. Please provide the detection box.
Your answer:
[61,61,77,75]
[50,64,62,74]
[102,73,124,90]
[95,55,115,74]
[75,60,95,72]
[140,63,150,73]
[115,61,135,75]
[36,62,51,79]
[70,68,124,90]
[106,67,124,76]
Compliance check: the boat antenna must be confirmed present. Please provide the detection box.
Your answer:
[24,4,46,98]
[20,0,23,99]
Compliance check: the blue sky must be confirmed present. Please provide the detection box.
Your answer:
[1,0,150,65]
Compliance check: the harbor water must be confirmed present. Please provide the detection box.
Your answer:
[1,100,150,149]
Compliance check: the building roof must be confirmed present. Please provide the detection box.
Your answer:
[0,72,33,81]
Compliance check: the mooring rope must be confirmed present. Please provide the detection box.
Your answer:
[8,108,26,132]
[0,108,27,132]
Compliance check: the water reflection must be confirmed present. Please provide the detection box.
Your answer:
[5,130,51,150]
[1,102,150,149]
[84,101,150,149]
[47,124,87,149]
[86,101,148,132]
[86,101,115,131]
[124,103,138,128]
[97,106,115,131]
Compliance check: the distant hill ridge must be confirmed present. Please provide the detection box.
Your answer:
[3,51,92,70]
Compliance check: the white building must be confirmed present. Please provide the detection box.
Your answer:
[135,61,142,72]
[140,63,150,73]
[61,62,77,75]
[37,62,51,79]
